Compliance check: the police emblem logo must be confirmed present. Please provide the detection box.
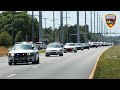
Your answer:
[105,14,116,28]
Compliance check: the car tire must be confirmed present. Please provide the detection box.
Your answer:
[59,53,63,56]
[14,62,17,65]
[46,54,50,57]
[8,62,12,65]
[26,61,28,64]
[36,57,39,64]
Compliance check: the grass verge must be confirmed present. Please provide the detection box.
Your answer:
[93,45,120,79]
[0,46,10,56]
[38,49,45,53]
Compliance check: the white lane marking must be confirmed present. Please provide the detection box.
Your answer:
[7,74,16,77]
[32,66,38,68]
[47,61,52,63]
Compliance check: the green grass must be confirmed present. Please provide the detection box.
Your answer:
[93,45,120,79]
[38,49,45,53]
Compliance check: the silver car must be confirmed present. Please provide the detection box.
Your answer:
[8,43,39,65]
[45,44,63,57]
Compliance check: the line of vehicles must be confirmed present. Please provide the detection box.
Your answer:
[7,41,113,65]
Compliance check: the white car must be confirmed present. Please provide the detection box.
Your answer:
[35,42,47,50]
[64,43,77,53]
[75,43,84,50]
[45,44,63,57]
[8,43,39,65]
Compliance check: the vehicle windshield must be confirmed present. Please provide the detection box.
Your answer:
[65,43,75,46]
[75,43,82,45]
[12,44,33,50]
[47,44,61,48]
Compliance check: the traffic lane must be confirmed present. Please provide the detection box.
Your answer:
[0,50,81,78]
[3,46,110,79]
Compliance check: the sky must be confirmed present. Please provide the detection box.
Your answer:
[28,11,120,37]
[0,11,119,37]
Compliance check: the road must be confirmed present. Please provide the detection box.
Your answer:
[0,46,110,79]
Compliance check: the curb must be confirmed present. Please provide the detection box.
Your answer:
[88,46,111,79]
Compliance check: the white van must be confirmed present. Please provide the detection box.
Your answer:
[35,42,46,50]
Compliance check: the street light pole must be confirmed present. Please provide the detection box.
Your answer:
[39,11,43,42]
[32,11,34,44]
[77,11,80,43]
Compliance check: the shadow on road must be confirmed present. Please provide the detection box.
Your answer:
[9,62,41,66]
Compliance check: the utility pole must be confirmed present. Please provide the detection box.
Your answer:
[53,11,55,42]
[32,11,34,44]
[85,11,87,43]
[94,11,95,42]
[60,11,64,44]
[90,11,92,41]
[42,17,48,40]
[42,18,48,28]
[77,11,80,43]
[101,18,103,42]
[50,12,57,42]
[99,15,100,42]
[39,11,43,42]
[97,12,98,42]
[63,11,71,43]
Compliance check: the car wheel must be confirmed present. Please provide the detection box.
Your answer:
[8,62,12,65]
[59,53,63,56]
[46,54,50,57]
[26,61,28,64]
[36,57,39,64]
[74,50,77,53]
[14,62,17,65]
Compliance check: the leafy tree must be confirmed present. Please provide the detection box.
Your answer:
[0,31,12,46]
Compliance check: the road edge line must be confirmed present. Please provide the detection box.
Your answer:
[88,46,111,79]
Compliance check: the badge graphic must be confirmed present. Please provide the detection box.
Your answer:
[105,14,116,28]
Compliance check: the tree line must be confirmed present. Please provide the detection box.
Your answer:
[0,11,104,46]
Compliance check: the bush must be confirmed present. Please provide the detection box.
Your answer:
[0,31,12,46]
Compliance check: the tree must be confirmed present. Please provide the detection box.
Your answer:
[0,31,12,46]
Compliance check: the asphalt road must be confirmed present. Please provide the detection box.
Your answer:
[0,46,110,79]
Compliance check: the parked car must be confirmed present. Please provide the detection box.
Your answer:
[64,43,77,53]
[75,43,84,50]
[45,43,63,57]
[8,43,39,65]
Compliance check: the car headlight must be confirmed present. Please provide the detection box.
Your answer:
[8,53,14,57]
[46,50,50,52]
